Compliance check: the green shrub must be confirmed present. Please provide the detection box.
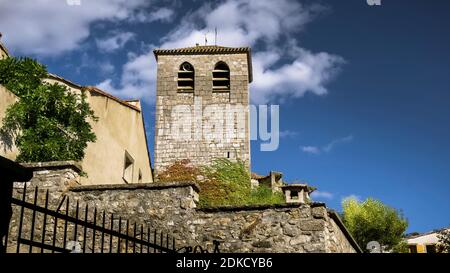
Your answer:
[156,159,201,182]
[248,186,285,206]
[157,158,285,207]
[198,158,284,207]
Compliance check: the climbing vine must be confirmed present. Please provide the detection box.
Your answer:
[0,57,97,162]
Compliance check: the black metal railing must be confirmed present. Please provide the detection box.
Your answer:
[5,185,177,253]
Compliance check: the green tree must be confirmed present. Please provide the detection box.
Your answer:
[437,229,450,253]
[342,197,408,252]
[0,57,97,162]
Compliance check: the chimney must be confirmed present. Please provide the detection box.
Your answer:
[281,184,314,204]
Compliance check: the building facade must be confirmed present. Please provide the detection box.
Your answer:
[153,45,252,176]
[0,39,153,185]
[406,228,449,253]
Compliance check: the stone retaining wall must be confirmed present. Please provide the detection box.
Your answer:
[7,163,360,253]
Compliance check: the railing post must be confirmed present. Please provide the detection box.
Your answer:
[40,190,49,253]
[0,155,33,254]
[28,187,39,253]
[92,207,97,253]
[15,183,27,253]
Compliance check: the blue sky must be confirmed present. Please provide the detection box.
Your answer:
[1,0,449,233]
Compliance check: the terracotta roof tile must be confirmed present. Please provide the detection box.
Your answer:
[153,45,251,55]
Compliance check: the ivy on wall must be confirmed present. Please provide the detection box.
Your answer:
[157,158,285,207]
[0,57,97,162]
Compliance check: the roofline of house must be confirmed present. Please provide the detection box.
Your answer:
[82,86,141,112]
[46,75,143,113]
[48,73,83,89]
[405,227,450,239]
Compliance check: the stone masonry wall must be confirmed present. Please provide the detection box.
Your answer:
[325,212,358,253]
[154,53,251,176]
[7,162,83,253]
[7,164,359,253]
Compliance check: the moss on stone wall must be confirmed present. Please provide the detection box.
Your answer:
[157,158,284,207]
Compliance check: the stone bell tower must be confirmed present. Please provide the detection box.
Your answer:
[153,45,253,176]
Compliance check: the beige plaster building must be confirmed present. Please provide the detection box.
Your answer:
[153,45,252,176]
[405,228,449,253]
[0,39,153,185]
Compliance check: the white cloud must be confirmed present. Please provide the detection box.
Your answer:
[301,146,320,155]
[160,0,316,48]
[96,32,135,52]
[301,135,353,155]
[136,7,175,23]
[252,47,344,103]
[97,49,157,103]
[99,0,344,104]
[311,191,334,200]
[0,0,171,55]
[342,194,362,202]
[323,135,353,152]
[279,130,299,138]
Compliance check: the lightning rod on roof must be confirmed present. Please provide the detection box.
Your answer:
[215,27,217,46]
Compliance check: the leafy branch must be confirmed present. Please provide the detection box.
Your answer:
[0,57,97,162]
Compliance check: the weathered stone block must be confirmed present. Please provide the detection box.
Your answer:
[283,225,298,237]
[300,220,325,231]
[289,235,311,246]
[312,206,327,219]
[252,240,272,248]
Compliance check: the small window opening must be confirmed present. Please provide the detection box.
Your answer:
[291,191,299,200]
[123,151,134,183]
[426,244,436,253]
[138,169,142,183]
[178,62,194,92]
[213,62,230,92]
[408,245,417,253]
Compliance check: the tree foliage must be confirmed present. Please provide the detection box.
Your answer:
[0,57,97,162]
[437,229,450,253]
[342,197,408,252]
